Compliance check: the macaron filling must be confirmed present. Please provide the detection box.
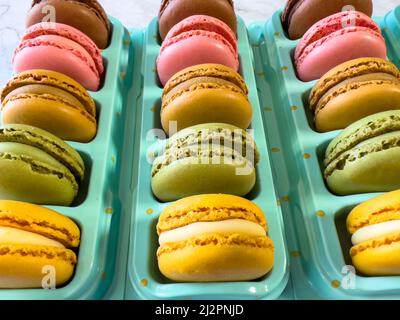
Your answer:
[0,226,65,248]
[159,219,266,245]
[351,220,400,245]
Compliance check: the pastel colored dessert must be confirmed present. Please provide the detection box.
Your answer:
[0,124,84,206]
[157,194,274,282]
[1,70,97,142]
[324,110,400,195]
[13,22,104,91]
[295,11,387,82]
[281,0,373,40]
[157,15,239,86]
[347,190,400,276]
[26,0,111,49]
[309,58,400,132]
[158,0,237,40]
[161,64,252,136]
[0,200,80,288]
[152,123,260,202]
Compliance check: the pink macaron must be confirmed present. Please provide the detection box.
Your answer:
[295,11,387,82]
[157,15,239,86]
[13,22,104,91]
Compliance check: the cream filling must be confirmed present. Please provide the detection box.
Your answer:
[159,219,266,245]
[352,220,400,245]
[0,226,65,248]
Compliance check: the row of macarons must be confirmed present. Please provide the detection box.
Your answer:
[0,0,113,289]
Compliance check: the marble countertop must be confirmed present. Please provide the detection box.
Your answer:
[0,0,397,85]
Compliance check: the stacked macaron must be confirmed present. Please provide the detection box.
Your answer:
[0,0,110,288]
[152,0,274,282]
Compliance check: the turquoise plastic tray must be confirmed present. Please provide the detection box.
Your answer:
[248,6,400,299]
[0,16,132,300]
[124,16,289,300]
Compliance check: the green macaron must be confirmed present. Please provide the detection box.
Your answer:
[324,110,400,195]
[0,124,84,205]
[151,123,259,202]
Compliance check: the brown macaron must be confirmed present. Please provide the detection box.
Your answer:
[281,0,373,40]
[158,0,237,40]
[26,0,111,49]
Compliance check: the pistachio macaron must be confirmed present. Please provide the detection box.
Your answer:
[0,124,84,206]
[309,58,400,132]
[347,190,400,276]
[152,123,259,202]
[1,70,97,142]
[157,194,274,282]
[161,64,253,136]
[0,200,80,288]
[324,110,400,195]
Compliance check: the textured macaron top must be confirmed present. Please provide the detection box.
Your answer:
[309,58,400,113]
[157,194,268,235]
[1,69,97,120]
[295,11,383,66]
[0,200,80,248]
[163,64,248,108]
[30,0,111,34]
[324,110,400,178]
[347,190,400,235]
[0,124,84,182]
[14,23,104,78]
[159,0,234,19]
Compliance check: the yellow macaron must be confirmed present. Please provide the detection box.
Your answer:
[157,194,274,282]
[0,200,80,288]
[347,190,400,276]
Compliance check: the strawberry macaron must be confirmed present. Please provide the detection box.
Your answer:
[295,11,387,82]
[13,22,104,91]
[157,15,239,86]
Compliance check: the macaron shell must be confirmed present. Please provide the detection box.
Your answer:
[0,200,80,248]
[315,81,400,132]
[297,29,387,82]
[13,38,100,91]
[161,87,252,135]
[0,244,76,288]
[152,159,256,202]
[26,0,110,49]
[350,233,400,276]
[157,233,274,282]
[2,94,97,142]
[326,145,400,195]
[282,0,373,40]
[158,0,237,40]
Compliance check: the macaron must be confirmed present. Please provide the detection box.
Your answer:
[347,190,400,276]
[26,0,111,49]
[1,70,97,142]
[309,58,400,132]
[0,200,80,288]
[157,15,239,86]
[281,0,373,40]
[161,64,253,136]
[157,194,274,282]
[152,123,259,202]
[295,11,387,82]
[13,22,104,91]
[324,110,400,195]
[158,0,237,40]
[0,124,84,206]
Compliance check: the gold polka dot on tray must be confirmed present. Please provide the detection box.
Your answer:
[150,106,157,113]
[124,39,130,47]
[274,32,280,37]
[304,153,311,159]
[105,207,113,215]
[112,155,116,163]
[271,147,281,153]
[256,72,265,77]
[146,208,154,215]
[316,210,326,217]
[101,272,107,280]
[331,280,341,289]
[264,107,273,112]
[291,251,301,257]
[120,71,126,80]
[281,195,290,203]
[281,66,288,71]
[291,106,298,111]
[140,279,149,287]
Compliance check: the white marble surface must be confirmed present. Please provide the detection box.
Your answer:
[0,0,398,86]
